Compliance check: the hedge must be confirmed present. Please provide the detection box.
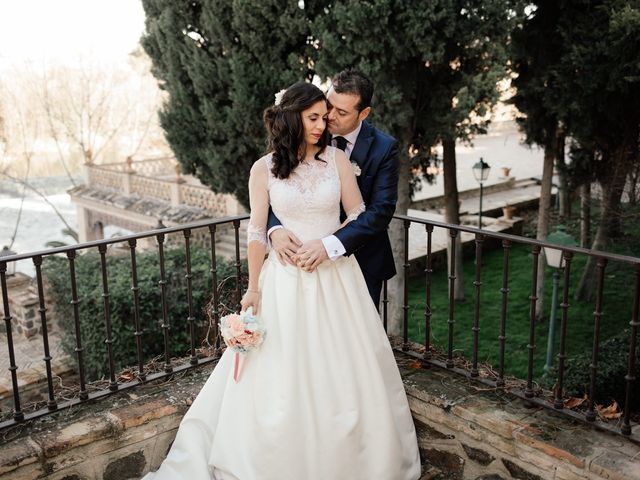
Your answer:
[44,246,246,379]
[551,329,640,410]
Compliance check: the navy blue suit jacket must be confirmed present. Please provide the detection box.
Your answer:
[268,121,399,281]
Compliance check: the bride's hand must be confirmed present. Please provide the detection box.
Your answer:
[241,289,261,315]
[295,240,328,272]
[270,228,302,266]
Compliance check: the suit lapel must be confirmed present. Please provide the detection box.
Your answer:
[350,121,374,171]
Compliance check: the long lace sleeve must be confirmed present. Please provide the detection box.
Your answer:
[335,150,366,224]
[247,224,268,247]
[346,202,366,221]
[247,160,269,247]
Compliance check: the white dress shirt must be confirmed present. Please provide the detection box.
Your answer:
[320,123,363,259]
[331,122,362,159]
[269,122,363,260]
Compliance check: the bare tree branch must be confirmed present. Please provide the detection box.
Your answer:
[39,69,77,187]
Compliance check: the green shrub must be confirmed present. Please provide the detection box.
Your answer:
[45,246,246,379]
[553,329,640,409]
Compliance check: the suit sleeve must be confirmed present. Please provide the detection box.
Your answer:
[333,141,399,255]
[267,207,282,230]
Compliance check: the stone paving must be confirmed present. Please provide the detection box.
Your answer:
[412,120,545,202]
[458,180,553,216]
[404,209,522,262]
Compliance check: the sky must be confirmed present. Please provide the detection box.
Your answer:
[0,0,146,69]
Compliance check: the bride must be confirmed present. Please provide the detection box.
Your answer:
[143,82,421,480]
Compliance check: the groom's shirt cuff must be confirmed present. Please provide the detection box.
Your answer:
[322,235,346,260]
[267,225,283,246]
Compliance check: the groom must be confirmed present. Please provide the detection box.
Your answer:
[268,69,399,307]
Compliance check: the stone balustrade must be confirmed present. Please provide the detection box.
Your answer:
[84,160,232,219]
[73,158,245,243]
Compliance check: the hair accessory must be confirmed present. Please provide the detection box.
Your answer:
[274,89,287,106]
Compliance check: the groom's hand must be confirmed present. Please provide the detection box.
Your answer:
[296,240,328,272]
[270,228,302,266]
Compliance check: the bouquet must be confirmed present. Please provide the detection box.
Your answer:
[219,307,266,382]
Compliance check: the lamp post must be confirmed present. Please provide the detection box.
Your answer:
[543,225,577,373]
[472,158,491,229]
[0,246,17,276]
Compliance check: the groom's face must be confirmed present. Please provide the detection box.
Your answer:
[326,87,371,136]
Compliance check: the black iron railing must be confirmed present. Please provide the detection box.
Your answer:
[0,215,249,430]
[385,214,639,442]
[0,213,638,444]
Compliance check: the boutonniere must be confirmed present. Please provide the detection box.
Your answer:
[351,162,361,177]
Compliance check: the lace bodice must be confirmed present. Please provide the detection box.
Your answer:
[246,146,365,247]
[266,147,342,243]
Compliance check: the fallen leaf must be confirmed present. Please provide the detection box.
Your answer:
[564,394,587,409]
[597,401,623,419]
[409,360,423,369]
[119,369,135,382]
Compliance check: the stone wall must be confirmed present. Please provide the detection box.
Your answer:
[1,353,638,480]
[0,272,40,338]
[411,178,518,212]
[399,360,640,480]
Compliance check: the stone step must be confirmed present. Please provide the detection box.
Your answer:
[215,223,248,259]
[214,221,257,259]
[215,241,247,259]
[217,232,248,246]
[513,178,541,188]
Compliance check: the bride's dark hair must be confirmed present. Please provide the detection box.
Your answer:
[263,82,330,179]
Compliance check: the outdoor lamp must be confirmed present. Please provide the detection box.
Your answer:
[544,225,577,269]
[472,158,491,228]
[472,157,491,183]
[543,225,577,373]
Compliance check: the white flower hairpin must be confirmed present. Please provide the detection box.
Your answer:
[274,89,287,106]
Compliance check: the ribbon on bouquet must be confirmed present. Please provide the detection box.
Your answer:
[233,352,245,383]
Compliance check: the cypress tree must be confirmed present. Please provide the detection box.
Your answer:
[511,1,565,319]
[555,1,640,300]
[512,1,640,301]
[141,0,317,207]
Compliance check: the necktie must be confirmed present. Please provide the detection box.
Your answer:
[334,136,348,152]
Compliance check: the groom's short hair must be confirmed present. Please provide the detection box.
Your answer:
[331,69,374,112]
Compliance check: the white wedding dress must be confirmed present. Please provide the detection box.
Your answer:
[143,146,421,480]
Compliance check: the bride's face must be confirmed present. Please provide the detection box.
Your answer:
[301,100,328,146]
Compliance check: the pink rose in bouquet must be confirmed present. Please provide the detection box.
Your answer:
[219,307,266,382]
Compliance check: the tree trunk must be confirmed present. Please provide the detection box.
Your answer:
[628,163,640,206]
[387,153,412,336]
[575,153,630,301]
[607,162,628,238]
[442,138,465,302]
[556,131,570,220]
[535,133,556,321]
[579,182,591,248]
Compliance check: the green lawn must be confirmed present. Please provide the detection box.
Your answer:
[407,242,636,380]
